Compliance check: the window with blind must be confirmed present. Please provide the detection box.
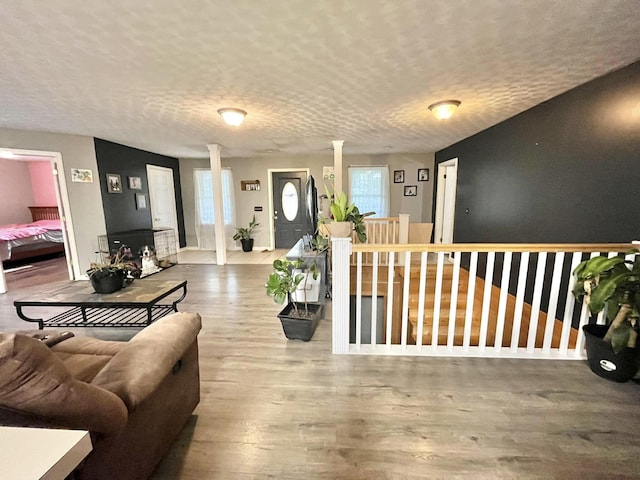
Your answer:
[348,166,390,217]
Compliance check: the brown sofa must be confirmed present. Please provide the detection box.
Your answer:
[0,312,201,480]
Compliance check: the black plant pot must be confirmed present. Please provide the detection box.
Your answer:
[90,271,126,294]
[277,302,323,341]
[582,324,640,383]
[241,238,254,252]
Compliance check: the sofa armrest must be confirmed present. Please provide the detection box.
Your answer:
[0,334,128,436]
[91,312,201,410]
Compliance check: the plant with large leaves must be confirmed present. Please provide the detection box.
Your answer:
[324,186,374,242]
[572,251,640,354]
[266,258,318,316]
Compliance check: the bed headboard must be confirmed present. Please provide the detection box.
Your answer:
[28,206,60,221]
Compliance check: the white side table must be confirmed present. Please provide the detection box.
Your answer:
[0,427,92,480]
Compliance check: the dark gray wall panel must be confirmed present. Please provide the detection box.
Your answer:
[435,61,640,243]
[94,138,186,247]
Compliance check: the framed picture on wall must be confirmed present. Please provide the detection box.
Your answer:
[135,193,147,209]
[404,185,417,196]
[393,170,405,183]
[106,173,122,193]
[71,168,93,183]
[418,168,430,181]
[128,176,142,190]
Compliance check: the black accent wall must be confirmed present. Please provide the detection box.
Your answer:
[94,139,186,247]
[435,60,640,243]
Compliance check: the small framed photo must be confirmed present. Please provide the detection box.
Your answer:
[135,193,147,209]
[418,168,430,182]
[106,173,122,193]
[404,185,417,197]
[128,176,142,190]
[71,168,93,183]
[393,170,405,183]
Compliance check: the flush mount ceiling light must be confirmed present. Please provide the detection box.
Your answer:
[428,100,461,120]
[217,108,247,126]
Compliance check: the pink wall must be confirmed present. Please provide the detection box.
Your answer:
[28,161,57,206]
[0,158,35,224]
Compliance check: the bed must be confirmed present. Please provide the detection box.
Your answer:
[0,206,65,263]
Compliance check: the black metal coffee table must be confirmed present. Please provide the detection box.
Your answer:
[14,279,187,329]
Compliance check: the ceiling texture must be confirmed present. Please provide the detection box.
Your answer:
[1,0,639,159]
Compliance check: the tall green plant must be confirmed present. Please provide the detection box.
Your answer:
[572,251,640,353]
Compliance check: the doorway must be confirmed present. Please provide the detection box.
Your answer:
[0,148,75,293]
[146,165,179,251]
[434,158,458,244]
[269,169,312,249]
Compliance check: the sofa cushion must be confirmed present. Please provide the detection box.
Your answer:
[0,333,128,436]
[91,312,201,410]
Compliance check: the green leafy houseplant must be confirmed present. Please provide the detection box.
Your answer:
[324,187,374,242]
[572,252,640,354]
[266,258,319,317]
[232,214,260,241]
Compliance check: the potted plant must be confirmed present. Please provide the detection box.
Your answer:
[87,246,140,294]
[324,187,374,241]
[233,214,260,252]
[572,251,640,382]
[266,258,323,341]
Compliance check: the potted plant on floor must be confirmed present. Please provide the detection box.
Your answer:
[87,246,140,294]
[572,251,640,382]
[324,187,374,242]
[233,215,260,252]
[266,258,322,341]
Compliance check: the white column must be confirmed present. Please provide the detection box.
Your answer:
[331,236,352,354]
[332,140,344,194]
[206,144,227,265]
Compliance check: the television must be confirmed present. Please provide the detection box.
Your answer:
[305,175,318,235]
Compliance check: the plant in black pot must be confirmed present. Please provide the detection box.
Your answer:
[233,215,260,252]
[572,251,640,382]
[265,258,322,341]
[87,247,140,294]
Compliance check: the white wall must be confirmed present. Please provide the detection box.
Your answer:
[180,151,435,249]
[0,128,105,278]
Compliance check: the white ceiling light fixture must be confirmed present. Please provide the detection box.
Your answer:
[0,150,16,159]
[428,100,461,120]
[218,108,247,126]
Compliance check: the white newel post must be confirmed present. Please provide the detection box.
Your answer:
[332,237,352,354]
[398,213,410,266]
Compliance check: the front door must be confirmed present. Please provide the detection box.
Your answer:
[272,171,309,248]
[146,165,179,251]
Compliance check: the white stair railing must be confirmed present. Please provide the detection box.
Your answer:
[331,241,636,359]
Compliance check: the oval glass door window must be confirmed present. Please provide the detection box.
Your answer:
[282,182,299,221]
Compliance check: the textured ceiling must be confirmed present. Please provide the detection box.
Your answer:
[0,0,639,159]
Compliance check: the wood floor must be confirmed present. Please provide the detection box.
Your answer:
[1,259,640,478]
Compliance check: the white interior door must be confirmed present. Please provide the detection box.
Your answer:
[146,165,179,250]
[434,158,458,244]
